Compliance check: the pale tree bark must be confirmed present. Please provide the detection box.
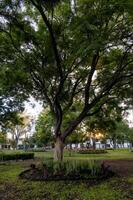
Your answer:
[54,137,65,161]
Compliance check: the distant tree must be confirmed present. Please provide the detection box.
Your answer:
[0,0,133,160]
[107,120,133,148]
[6,112,32,149]
[0,132,7,144]
[0,68,29,127]
[67,126,85,146]
[84,101,123,149]
[34,110,53,147]
[126,128,133,148]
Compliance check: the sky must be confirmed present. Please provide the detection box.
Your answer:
[24,96,43,120]
[127,110,133,127]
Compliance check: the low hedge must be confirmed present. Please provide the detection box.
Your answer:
[0,152,34,161]
[78,149,108,154]
[106,148,114,150]
[27,148,46,152]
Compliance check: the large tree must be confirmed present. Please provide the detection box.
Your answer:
[0,0,133,160]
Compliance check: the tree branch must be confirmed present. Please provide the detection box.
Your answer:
[62,47,132,140]
[30,0,65,136]
[30,71,55,114]
[84,53,99,106]
[63,77,82,112]
[30,0,63,80]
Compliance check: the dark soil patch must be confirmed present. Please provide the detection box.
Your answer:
[104,159,133,177]
[19,168,114,181]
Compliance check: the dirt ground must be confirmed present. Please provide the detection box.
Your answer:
[105,159,133,177]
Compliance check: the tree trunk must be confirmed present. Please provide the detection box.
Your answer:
[113,139,117,149]
[54,137,64,161]
[104,140,107,149]
[92,139,96,150]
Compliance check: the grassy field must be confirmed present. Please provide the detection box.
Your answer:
[33,149,133,161]
[0,149,133,200]
[1,148,133,160]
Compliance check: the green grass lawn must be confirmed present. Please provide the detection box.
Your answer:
[0,149,133,200]
[0,161,132,200]
[31,148,133,161]
[1,148,133,161]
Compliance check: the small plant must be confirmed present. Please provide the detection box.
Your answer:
[41,160,107,179]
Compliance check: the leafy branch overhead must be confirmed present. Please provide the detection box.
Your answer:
[0,0,133,143]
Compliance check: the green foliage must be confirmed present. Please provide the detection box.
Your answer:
[107,120,133,144]
[34,110,85,145]
[43,160,104,178]
[0,132,7,144]
[34,110,54,146]
[2,112,32,149]
[0,0,133,146]
[66,129,85,144]
[0,152,34,161]
[115,121,133,143]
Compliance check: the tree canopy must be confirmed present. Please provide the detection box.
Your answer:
[0,0,133,160]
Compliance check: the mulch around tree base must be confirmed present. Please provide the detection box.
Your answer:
[19,170,114,181]
[19,159,133,181]
[19,165,114,182]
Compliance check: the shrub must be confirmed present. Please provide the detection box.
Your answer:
[42,160,106,178]
[78,149,108,154]
[0,152,34,161]
[27,148,46,152]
